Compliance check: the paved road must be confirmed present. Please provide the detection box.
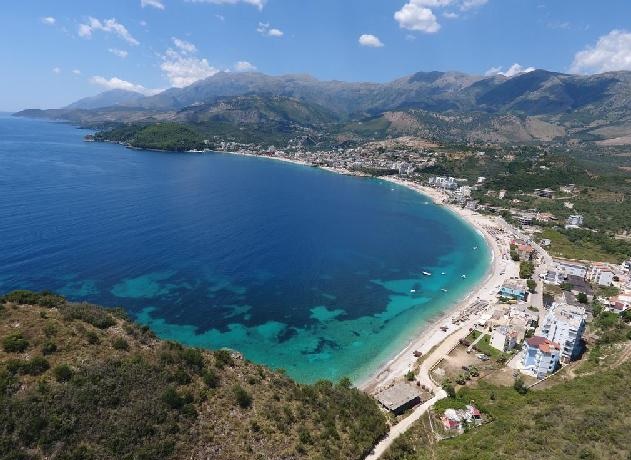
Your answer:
[364,390,447,460]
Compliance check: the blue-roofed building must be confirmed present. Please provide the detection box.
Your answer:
[499,280,529,302]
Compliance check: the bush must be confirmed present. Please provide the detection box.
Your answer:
[519,261,535,279]
[62,303,116,329]
[1,290,64,308]
[2,333,29,353]
[86,330,100,344]
[41,341,57,355]
[213,349,234,368]
[442,382,456,399]
[203,369,220,388]
[233,385,252,409]
[161,387,193,410]
[161,387,185,409]
[53,364,74,382]
[171,367,192,385]
[5,356,50,376]
[112,337,129,351]
[405,371,415,382]
[514,376,528,395]
[24,356,50,376]
[527,279,537,293]
[181,348,204,372]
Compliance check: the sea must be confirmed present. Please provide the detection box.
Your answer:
[0,115,490,383]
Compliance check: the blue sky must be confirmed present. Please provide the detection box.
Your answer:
[2,0,631,110]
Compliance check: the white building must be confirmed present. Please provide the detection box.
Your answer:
[540,303,586,363]
[556,260,588,279]
[522,336,561,379]
[490,326,518,352]
[429,176,458,190]
[396,162,415,176]
[565,214,584,229]
[589,263,615,287]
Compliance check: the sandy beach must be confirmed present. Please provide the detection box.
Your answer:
[358,177,515,394]
[223,151,514,393]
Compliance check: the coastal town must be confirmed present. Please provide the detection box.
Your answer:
[213,137,631,458]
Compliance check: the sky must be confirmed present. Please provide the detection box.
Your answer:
[2,0,631,110]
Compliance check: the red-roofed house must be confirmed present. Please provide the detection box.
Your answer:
[521,336,560,379]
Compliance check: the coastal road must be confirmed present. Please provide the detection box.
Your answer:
[364,390,447,460]
[364,312,488,459]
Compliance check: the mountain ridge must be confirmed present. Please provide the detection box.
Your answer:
[14,69,631,145]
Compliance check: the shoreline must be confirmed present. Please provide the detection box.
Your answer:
[358,177,510,393]
[220,151,511,393]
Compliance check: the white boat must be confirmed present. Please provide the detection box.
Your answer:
[441,272,446,275]
[410,289,416,293]
[462,274,467,279]
[441,288,448,292]
[422,271,432,276]
[473,246,478,250]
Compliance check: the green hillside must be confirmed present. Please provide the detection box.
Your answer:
[0,291,387,460]
[383,345,631,460]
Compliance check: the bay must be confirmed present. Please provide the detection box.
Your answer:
[0,115,489,383]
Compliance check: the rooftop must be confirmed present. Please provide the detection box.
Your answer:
[501,280,527,291]
[546,302,586,328]
[526,336,560,354]
[375,382,421,412]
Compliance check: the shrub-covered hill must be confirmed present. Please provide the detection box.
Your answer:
[383,345,631,460]
[0,291,387,460]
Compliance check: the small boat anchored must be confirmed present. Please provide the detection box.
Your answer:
[473,246,478,250]
[410,289,416,293]
[461,274,467,279]
[441,288,448,292]
[422,271,432,276]
[441,272,446,275]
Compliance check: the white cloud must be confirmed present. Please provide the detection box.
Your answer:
[394,2,440,33]
[187,0,265,11]
[172,37,197,54]
[41,17,56,25]
[72,69,81,75]
[358,34,384,48]
[460,0,487,11]
[52,67,61,74]
[484,66,502,76]
[234,61,257,72]
[485,63,535,77]
[108,48,129,58]
[78,17,139,46]
[140,20,148,27]
[570,29,631,74]
[141,0,165,9]
[160,43,219,87]
[394,0,487,33]
[89,76,161,95]
[215,14,225,21]
[257,22,283,37]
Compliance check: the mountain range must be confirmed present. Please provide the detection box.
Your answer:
[15,69,631,145]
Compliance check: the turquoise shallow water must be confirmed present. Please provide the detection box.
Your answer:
[0,115,490,383]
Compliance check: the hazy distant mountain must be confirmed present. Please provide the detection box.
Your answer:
[131,71,491,116]
[65,89,145,110]
[14,69,631,145]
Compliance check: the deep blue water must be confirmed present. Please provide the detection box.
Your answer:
[0,115,489,382]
